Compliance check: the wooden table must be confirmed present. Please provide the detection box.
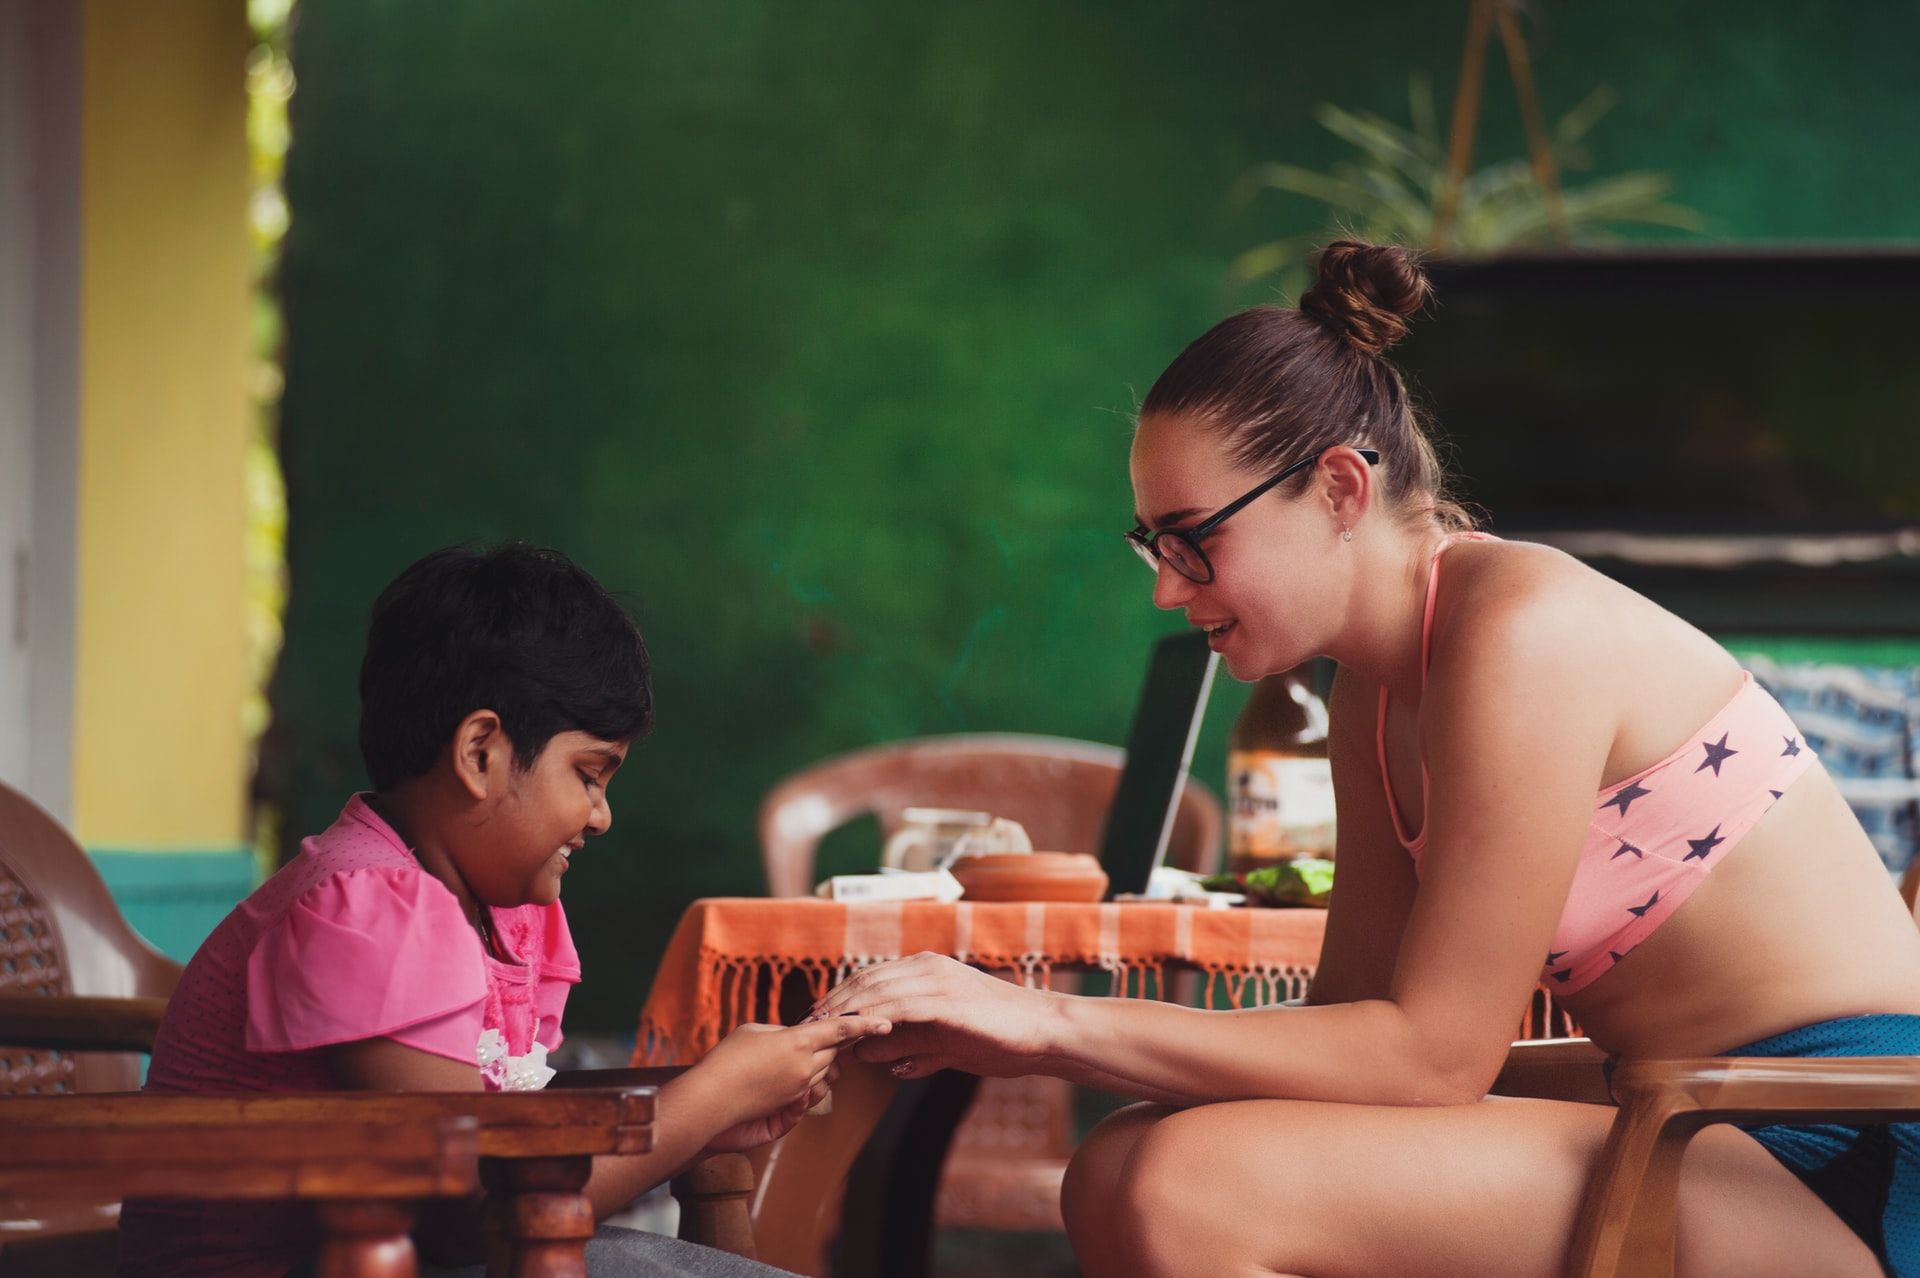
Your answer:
[636,898,1329,1278]
[0,1112,479,1277]
[0,1088,657,1277]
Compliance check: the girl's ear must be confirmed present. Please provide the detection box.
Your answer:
[450,709,505,802]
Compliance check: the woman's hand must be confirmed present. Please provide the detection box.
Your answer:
[809,952,1056,1080]
[690,1015,887,1147]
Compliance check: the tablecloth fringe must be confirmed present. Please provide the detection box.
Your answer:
[638,949,1317,1064]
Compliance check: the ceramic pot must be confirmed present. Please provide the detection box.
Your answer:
[949,851,1109,903]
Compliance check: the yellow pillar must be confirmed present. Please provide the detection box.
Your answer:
[71,0,253,864]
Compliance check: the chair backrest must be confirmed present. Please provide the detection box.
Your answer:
[757,733,1223,899]
[0,781,182,1093]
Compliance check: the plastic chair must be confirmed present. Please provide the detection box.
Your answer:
[757,731,1224,1235]
[0,780,181,1096]
[759,732,1223,898]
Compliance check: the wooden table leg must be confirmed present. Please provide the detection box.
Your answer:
[482,1154,595,1278]
[313,1199,421,1278]
[671,1152,757,1259]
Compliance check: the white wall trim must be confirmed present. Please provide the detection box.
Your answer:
[0,0,80,822]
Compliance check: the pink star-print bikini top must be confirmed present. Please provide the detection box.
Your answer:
[1376,533,1817,994]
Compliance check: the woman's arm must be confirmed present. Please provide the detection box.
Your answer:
[1302,662,1420,1007]
[829,578,1613,1107]
[1041,666,1417,1106]
[1040,1057,1202,1106]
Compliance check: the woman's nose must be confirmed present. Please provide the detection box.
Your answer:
[1151,561,1198,611]
[589,794,612,836]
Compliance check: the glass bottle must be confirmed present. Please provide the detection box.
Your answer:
[1227,663,1334,875]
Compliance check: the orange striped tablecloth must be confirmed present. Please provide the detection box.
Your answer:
[635,897,1327,1065]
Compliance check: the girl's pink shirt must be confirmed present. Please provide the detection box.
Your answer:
[120,794,580,1278]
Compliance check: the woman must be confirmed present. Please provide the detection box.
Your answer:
[812,242,1920,1276]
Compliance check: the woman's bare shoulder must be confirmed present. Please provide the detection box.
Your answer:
[1433,538,1611,657]
[1448,535,1593,593]
[1430,536,1741,770]
[1444,536,1727,664]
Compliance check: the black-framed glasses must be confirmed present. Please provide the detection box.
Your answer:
[1125,447,1381,584]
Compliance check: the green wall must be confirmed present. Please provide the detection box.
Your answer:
[277,1,1920,1031]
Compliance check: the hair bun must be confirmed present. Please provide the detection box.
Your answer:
[1297,240,1432,357]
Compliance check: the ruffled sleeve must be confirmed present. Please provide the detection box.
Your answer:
[245,866,487,1059]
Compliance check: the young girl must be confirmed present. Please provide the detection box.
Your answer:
[123,544,886,1278]
[815,243,1920,1276]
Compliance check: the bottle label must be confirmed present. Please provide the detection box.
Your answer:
[1228,750,1336,860]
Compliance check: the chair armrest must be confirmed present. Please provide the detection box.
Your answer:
[1569,1056,1920,1278]
[0,994,169,1053]
[1612,1054,1920,1120]
[1490,1036,1612,1104]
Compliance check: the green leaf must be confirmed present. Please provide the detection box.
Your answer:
[1225,76,1701,280]
[1314,102,1440,186]
[1226,162,1380,218]
[1225,237,1318,290]
[1350,168,1433,240]
[1554,85,1618,148]
[1408,74,1440,151]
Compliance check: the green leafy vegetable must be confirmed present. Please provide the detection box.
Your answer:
[1201,857,1335,907]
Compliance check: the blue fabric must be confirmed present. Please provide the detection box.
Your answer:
[1743,657,1920,876]
[1726,1013,1920,1276]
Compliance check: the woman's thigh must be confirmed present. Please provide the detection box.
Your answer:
[1066,1096,1881,1278]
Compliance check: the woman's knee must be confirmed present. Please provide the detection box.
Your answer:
[1063,1103,1178,1259]
[1109,1107,1221,1220]
[1103,1105,1274,1274]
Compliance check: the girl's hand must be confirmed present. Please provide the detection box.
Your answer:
[693,1016,886,1141]
[700,1060,839,1154]
[809,953,1055,1080]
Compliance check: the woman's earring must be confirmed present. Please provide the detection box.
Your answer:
[1341,525,1353,543]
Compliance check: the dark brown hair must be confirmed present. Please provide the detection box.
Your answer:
[1140,240,1474,530]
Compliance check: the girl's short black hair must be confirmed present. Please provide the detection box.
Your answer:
[357,542,653,789]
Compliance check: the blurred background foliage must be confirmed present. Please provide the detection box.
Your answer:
[1225,77,1706,299]
[271,0,1920,1032]
[244,0,293,872]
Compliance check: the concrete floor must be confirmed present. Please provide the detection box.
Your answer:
[931,1228,1081,1278]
